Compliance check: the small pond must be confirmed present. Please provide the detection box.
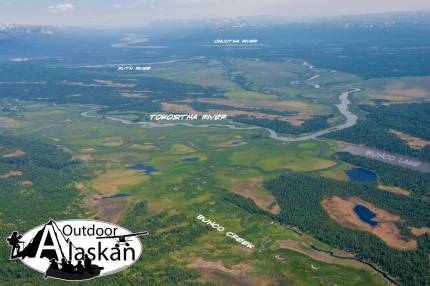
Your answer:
[353,204,378,226]
[107,193,131,199]
[183,157,199,162]
[346,168,377,183]
[231,140,243,145]
[127,164,156,174]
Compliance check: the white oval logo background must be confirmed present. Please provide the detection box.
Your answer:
[20,220,142,278]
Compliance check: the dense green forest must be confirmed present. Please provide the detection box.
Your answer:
[263,172,430,286]
[0,64,221,114]
[326,103,430,160]
[0,134,84,284]
[222,192,273,217]
[233,115,331,135]
[190,101,296,116]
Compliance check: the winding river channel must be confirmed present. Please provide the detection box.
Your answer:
[310,245,400,286]
[81,88,361,143]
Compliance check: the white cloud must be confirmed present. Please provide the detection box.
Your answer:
[48,3,75,13]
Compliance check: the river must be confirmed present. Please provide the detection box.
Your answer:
[81,88,361,143]
[310,245,400,286]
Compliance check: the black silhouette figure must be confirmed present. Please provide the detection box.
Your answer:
[60,258,68,270]
[49,258,59,270]
[7,232,23,259]
[84,254,92,271]
[66,260,76,273]
[45,252,104,280]
[45,259,59,278]
[8,221,105,281]
[13,221,66,260]
[76,261,84,275]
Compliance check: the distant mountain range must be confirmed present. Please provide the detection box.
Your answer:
[140,10,430,33]
[0,10,428,63]
[0,24,54,40]
[2,10,429,38]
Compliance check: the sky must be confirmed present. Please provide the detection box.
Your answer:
[1,0,430,27]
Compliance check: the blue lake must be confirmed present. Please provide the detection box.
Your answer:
[106,193,131,199]
[354,204,378,226]
[183,157,199,162]
[346,168,377,183]
[127,164,156,174]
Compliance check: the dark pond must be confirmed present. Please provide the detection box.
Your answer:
[231,140,242,145]
[346,168,377,183]
[183,157,199,162]
[127,164,156,174]
[353,204,378,226]
[105,193,131,199]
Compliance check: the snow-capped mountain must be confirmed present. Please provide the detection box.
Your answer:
[0,24,54,39]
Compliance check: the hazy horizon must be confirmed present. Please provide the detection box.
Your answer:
[1,0,430,27]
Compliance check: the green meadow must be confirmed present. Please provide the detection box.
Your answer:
[0,100,389,286]
[2,56,419,285]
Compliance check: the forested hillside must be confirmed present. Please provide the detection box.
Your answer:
[264,172,430,286]
[0,135,83,282]
[326,103,430,160]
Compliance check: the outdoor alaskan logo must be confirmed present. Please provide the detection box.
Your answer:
[6,219,148,281]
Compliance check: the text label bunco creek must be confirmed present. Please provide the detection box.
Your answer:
[196,214,254,249]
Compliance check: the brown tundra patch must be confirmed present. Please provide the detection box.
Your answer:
[322,196,416,250]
